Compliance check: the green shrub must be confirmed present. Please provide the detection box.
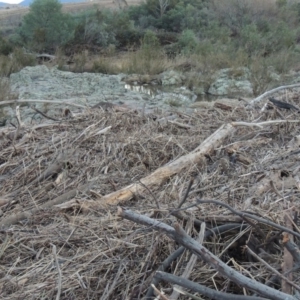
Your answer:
[71,9,115,47]
[178,29,198,55]
[17,0,75,52]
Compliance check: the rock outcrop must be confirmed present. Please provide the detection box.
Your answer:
[1,66,196,125]
[208,67,254,96]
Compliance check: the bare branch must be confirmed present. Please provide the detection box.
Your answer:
[117,207,296,300]
[156,271,269,300]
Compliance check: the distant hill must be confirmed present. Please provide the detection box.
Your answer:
[19,0,88,6]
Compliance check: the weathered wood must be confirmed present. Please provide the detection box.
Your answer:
[249,83,300,105]
[100,123,235,205]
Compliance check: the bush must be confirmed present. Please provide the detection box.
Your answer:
[0,35,13,55]
[178,29,198,55]
[17,0,75,52]
[71,9,115,47]
[0,48,36,76]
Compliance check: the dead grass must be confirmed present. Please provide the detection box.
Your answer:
[1,89,300,298]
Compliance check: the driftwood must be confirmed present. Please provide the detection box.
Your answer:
[98,123,236,205]
[249,83,300,105]
[93,119,300,206]
[118,207,296,300]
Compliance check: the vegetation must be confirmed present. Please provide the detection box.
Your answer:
[0,0,300,94]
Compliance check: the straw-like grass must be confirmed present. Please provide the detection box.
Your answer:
[1,92,300,299]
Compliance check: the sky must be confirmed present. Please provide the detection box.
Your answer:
[1,0,23,3]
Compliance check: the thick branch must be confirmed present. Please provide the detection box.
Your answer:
[118,208,296,300]
[156,271,269,300]
[101,124,235,205]
[249,84,300,105]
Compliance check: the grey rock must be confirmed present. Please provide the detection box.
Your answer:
[208,67,253,96]
[3,66,197,125]
[160,70,186,86]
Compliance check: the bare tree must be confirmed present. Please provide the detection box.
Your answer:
[158,0,169,16]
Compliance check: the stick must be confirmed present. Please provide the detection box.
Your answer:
[156,271,269,300]
[249,83,300,105]
[117,208,296,300]
[30,105,60,121]
[50,244,62,300]
[169,222,206,300]
[232,120,300,128]
[282,211,295,294]
[177,177,194,209]
[196,199,300,240]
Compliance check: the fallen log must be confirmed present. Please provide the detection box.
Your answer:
[97,119,300,206]
[99,123,235,205]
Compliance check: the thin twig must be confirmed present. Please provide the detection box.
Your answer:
[30,105,60,121]
[50,243,62,300]
[246,246,300,292]
[177,177,194,208]
[151,284,170,300]
[195,199,300,240]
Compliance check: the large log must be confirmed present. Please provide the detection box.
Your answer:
[100,123,235,205]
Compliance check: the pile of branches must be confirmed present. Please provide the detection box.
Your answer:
[1,84,300,299]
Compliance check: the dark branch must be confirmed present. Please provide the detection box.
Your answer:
[117,207,296,300]
[155,271,269,300]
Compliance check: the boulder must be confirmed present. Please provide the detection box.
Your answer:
[208,67,253,96]
[160,70,186,86]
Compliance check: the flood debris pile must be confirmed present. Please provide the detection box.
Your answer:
[1,86,300,299]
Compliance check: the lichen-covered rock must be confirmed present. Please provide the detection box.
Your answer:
[160,70,186,86]
[4,66,196,125]
[208,68,253,96]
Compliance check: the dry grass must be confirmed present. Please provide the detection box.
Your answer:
[1,89,300,298]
